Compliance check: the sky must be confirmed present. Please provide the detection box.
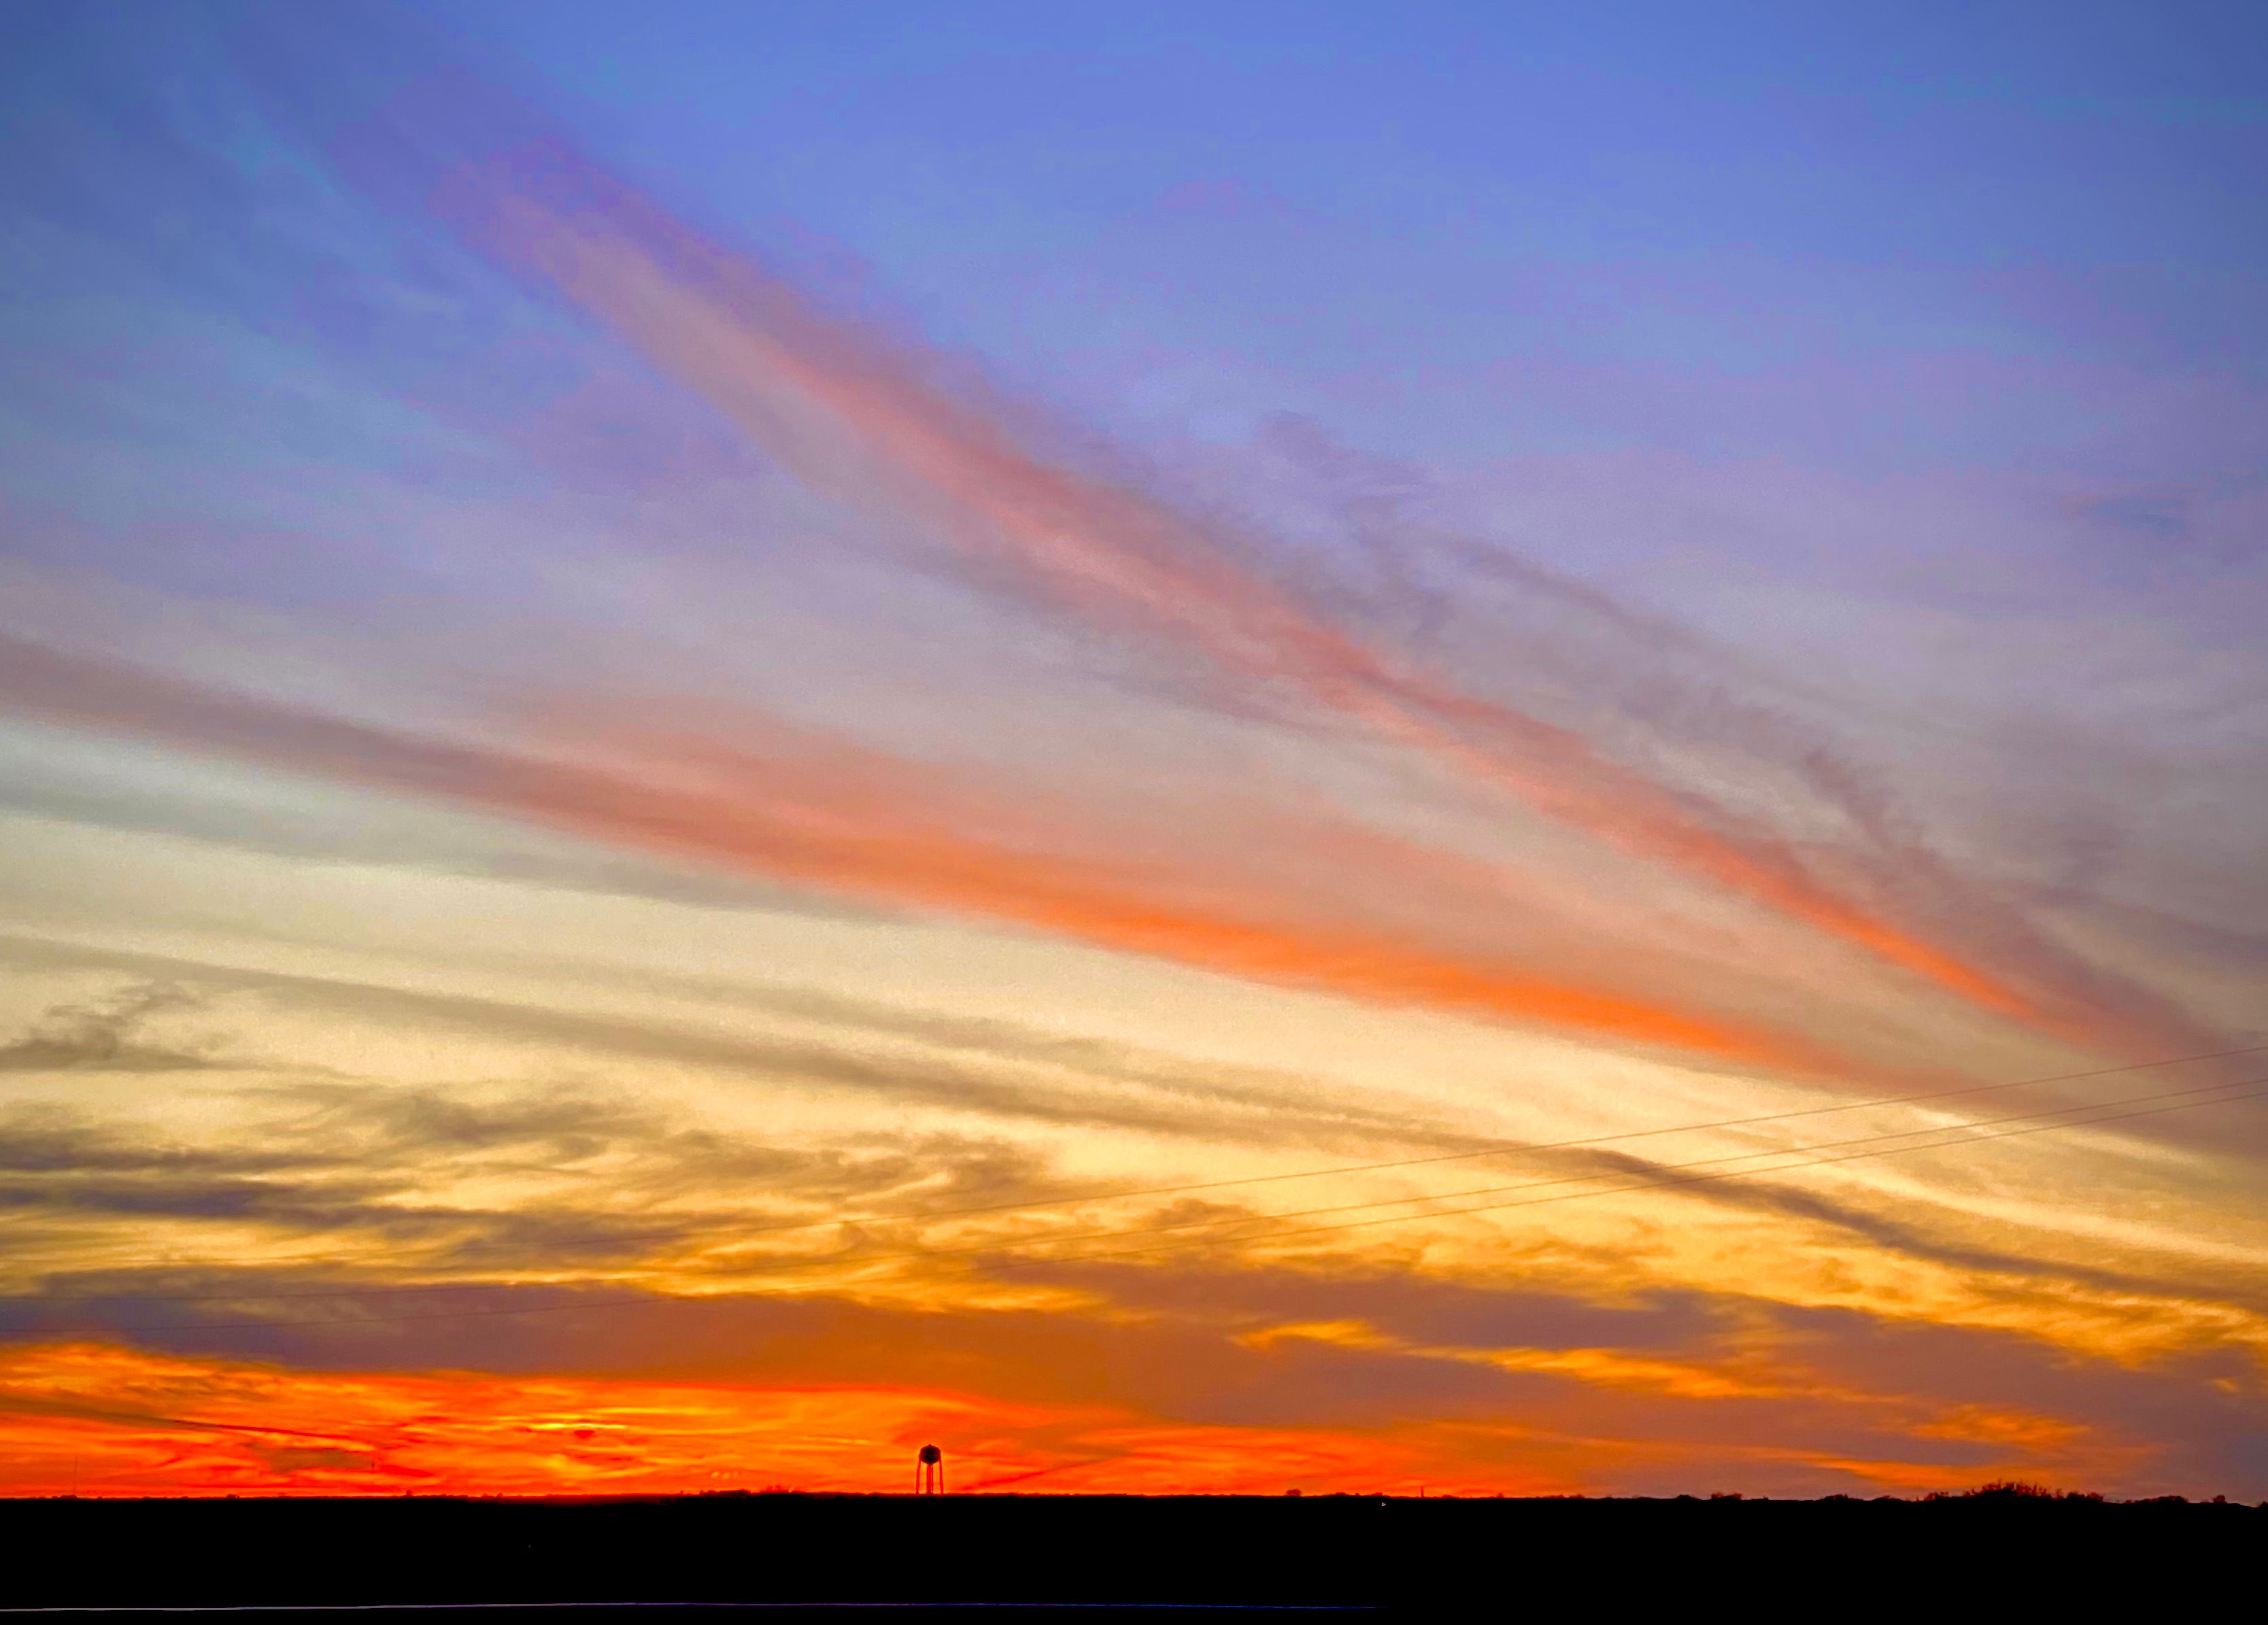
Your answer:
[0,0,2263,1499]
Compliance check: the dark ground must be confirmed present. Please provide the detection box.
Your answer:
[4,1491,2260,1618]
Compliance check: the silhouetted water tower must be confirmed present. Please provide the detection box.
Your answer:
[917,1443,944,1496]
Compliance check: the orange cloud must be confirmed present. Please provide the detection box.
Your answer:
[467,156,2065,1038]
[0,633,1837,1072]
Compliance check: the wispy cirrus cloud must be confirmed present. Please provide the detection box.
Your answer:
[470,159,2042,1016]
[352,128,2227,1075]
[1,39,2244,1087]
[0,982,213,1075]
[0,636,1834,1072]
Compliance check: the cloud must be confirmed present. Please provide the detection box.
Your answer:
[0,1084,1064,1288]
[0,1109,320,1179]
[0,982,215,1074]
[3,1259,2258,1496]
[248,1443,373,1473]
[0,640,1833,1075]
[3,946,2257,1329]
[4,42,2246,1084]
[0,934,1525,1152]
[0,1383,368,1449]
[1659,1162,2268,1311]
[445,141,2230,1065]
[0,975,1523,1293]
[1284,454,2252,1065]
[0,759,883,923]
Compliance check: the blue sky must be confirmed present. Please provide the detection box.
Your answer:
[7,0,2263,617]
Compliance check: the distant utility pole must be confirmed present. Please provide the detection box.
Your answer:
[917,1443,945,1496]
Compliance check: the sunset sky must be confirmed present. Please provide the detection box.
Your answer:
[1,0,2264,1500]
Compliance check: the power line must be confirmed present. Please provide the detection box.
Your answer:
[1049,1078,2268,1267]
[647,1040,2268,1238]
[1106,1083,2268,1260]
[37,1071,2264,1333]
[852,1078,2268,1269]
[17,1040,2264,1306]
[703,1071,2268,1278]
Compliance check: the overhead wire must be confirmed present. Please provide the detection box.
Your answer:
[27,1067,2264,1333]
[578,1039,2268,1239]
[788,1070,2268,1269]
[1051,1076,2268,1267]
[14,1039,2265,1307]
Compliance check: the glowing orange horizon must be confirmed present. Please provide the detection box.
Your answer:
[0,1341,1551,1501]
[0,1340,2117,1502]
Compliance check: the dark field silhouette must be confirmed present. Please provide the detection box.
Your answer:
[6,1489,2258,1616]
